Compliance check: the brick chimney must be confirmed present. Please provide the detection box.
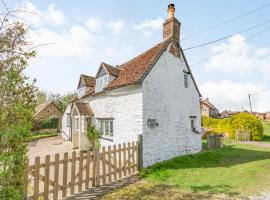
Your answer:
[163,4,181,45]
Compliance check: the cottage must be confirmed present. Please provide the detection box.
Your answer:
[200,98,219,118]
[62,4,202,167]
[34,101,62,120]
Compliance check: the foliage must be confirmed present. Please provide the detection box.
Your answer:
[202,113,263,141]
[35,91,76,113]
[32,117,59,130]
[24,130,58,142]
[0,5,36,199]
[229,113,263,140]
[102,142,270,199]
[261,120,270,142]
[86,127,101,150]
[202,116,230,135]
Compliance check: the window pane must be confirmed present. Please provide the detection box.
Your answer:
[184,74,188,88]
[110,121,113,136]
[101,121,105,135]
[105,121,109,136]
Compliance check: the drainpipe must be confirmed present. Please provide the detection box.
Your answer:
[69,102,74,141]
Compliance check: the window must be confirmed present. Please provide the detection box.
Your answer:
[191,119,195,131]
[66,113,71,127]
[96,75,109,92]
[98,119,113,137]
[184,74,188,88]
[75,118,79,130]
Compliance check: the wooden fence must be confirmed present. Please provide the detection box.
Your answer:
[235,129,251,141]
[207,134,223,149]
[25,142,139,200]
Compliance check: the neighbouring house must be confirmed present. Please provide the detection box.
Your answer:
[265,112,270,121]
[34,101,62,120]
[220,110,240,118]
[200,98,219,118]
[251,112,266,120]
[61,4,202,167]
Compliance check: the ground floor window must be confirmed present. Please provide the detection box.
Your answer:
[98,119,113,137]
[190,116,197,132]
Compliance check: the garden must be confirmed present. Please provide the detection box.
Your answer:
[101,115,270,199]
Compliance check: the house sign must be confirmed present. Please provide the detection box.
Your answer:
[147,118,159,128]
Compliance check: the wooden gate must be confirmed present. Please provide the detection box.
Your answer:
[25,141,139,200]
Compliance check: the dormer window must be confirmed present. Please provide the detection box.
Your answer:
[95,62,120,93]
[96,75,109,92]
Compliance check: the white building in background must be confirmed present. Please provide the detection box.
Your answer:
[62,4,202,167]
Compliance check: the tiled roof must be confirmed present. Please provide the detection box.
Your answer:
[106,38,171,90]
[201,100,218,110]
[74,102,93,115]
[102,62,120,77]
[81,75,95,87]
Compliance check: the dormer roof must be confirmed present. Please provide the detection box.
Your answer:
[77,74,95,89]
[95,62,120,78]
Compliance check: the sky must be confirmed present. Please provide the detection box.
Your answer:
[4,0,270,112]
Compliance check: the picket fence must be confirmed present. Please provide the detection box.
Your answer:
[25,141,139,200]
[235,129,251,141]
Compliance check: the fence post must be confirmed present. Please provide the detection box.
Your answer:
[34,156,40,200]
[44,155,50,200]
[137,134,143,170]
[24,159,29,200]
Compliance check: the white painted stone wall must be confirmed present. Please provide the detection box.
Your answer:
[81,85,143,147]
[61,104,71,140]
[141,45,202,167]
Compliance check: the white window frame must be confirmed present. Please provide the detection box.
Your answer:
[95,75,109,92]
[98,119,114,137]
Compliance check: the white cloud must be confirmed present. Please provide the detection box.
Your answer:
[86,17,102,32]
[204,34,270,75]
[133,17,163,36]
[107,18,126,35]
[199,80,270,112]
[19,1,65,27]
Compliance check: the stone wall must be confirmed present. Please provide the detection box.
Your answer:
[142,45,202,167]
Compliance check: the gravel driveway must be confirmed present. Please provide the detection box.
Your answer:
[28,136,77,165]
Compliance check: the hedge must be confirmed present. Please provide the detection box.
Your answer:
[202,113,263,141]
[32,117,59,130]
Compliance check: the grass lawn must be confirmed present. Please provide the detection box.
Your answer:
[24,129,58,142]
[262,120,270,142]
[101,142,270,200]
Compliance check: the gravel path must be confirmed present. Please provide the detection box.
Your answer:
[239,141,270,148]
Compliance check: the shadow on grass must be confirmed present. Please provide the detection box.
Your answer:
[100,183,236,200]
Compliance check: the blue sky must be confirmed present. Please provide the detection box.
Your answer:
[6,0,270,112]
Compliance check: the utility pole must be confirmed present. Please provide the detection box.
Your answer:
[248,94,252,113]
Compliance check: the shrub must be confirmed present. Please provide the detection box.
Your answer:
[86,127,101,150]
[228,113,263,140]
[202,113,264,141]
[32,117,59,130]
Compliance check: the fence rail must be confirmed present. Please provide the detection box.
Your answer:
[25,141,139,200]
[235,129,250,141]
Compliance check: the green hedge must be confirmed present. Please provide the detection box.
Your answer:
[202,113,263,141]
[32,117,59,130]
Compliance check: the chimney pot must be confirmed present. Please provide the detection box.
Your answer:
[168,4,175,18]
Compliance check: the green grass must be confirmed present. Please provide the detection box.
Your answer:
[24,129,58,142]
[102,143,270,199]
[262,120,270,142]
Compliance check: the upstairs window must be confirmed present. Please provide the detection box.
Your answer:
[96,75,109,92]
[184,74,188,88]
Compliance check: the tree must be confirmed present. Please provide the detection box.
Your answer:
[0,2,37,199]
[47,92,76,112]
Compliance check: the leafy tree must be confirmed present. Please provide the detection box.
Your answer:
[0,3,37,199]
[48,92,76,112]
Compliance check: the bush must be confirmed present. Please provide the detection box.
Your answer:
[32,117,59,130]
[202,113,264,141]
[229,113,263,140]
